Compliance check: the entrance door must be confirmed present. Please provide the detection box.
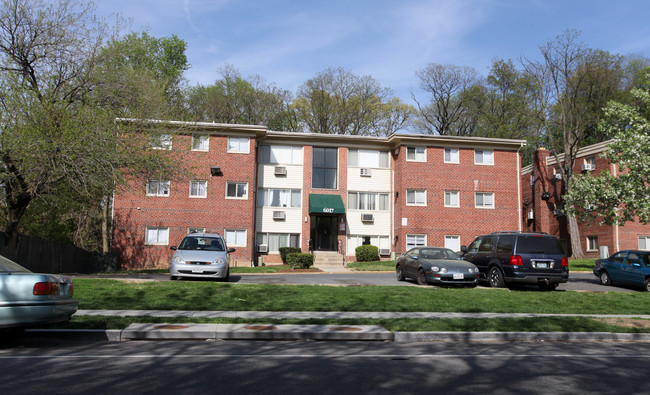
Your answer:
[310,216,338,251]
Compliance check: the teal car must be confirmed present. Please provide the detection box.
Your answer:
[594,250,650,291]
[0,255,78,329]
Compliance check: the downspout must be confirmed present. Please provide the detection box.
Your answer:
[613,162,620,252]
[517,143,523,232]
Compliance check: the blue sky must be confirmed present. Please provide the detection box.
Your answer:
[95,0,650,103]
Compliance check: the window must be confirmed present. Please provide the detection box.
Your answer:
[444,235,460,251]
[587,236,599,252]
[475,192,494,208]
[258,189,301,207]
[444,191,459,207]
[406,234,426,250]
[189,180,207,198]
[192,134,209,151]
[145,227,169,245]
[474,149,494,165]
[640,236,650,251]
[583,156,596,170]
[225,229,246,247]
[228,137,250,153]
[150,134,172,150]
[226,182,248,199]
[256,233,300,252]
[444,148,459,163]
[348,192,389,211]
[347,235,390,255]
[146,180,170,197]
[188,227,205,234]
[406,146,426,162]
[259,145,303,165]
[312,147,337,189]
[406,189,426,206]
[348,149,389,168]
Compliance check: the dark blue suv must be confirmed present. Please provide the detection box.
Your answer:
[461,232,569,290]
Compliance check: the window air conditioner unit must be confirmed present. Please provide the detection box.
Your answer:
[581,164,594,171]
[257,244,268,253]
[274,166,287,176]
[379,248,390,256]
[527,211,534,220]
[553,173,562,180]
[272,211,286,220]
[360,168,371,177]
[361,213,374,222]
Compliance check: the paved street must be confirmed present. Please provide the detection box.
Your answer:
[1,337,649,394]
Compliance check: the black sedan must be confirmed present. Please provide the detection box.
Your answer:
[396,247,480,287]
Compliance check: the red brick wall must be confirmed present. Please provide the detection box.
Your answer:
[112,133,256,269]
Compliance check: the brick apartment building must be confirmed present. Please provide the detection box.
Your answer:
[522,141,650,257]
[111,120,527,269]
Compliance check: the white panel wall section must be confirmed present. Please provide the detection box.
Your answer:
[257,164,304,188]
[347,168,391,192]
[256,208,303,233]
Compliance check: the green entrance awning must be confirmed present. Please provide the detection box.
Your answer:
[309,194,345,214]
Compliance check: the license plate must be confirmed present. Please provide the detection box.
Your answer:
[192,267,204,273]
[453,273,464,280]
[536,263,548,268]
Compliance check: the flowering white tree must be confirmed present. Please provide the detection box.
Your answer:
[565,67,650,225]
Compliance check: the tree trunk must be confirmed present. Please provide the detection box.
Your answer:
[101,195,110,254]
[567,213,584,258]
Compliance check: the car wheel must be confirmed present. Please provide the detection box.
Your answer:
[488,266,505,288]
[170,275,178,281]
[416,268,427,285]
[538,282,557,291]
[599,270,611,286]
[644,278,650,292]
[396,265,405,281]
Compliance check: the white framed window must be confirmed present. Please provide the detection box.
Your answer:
[474,149,494,165]
[257,188,301,207]
[256,233,300,252]
[150,134,172,150]
[587,236,599,252]
[347,235,390,255]
[225,229,247,247]
[189,180,207,198]
[444,148,459,164]
[259,145,303,165]
[406,146,426,162]
[146,180,170,197]
[444,235,460,251]
[145,226,169,245]
[348,192,389,211]
[226,182,248,199]
[406,189,426,206]
[188,227,205,234]
[444,190,460,207]
[192,134,209,151]
[475,192,495,209]
[639,236,650,250]
[584,156,596,170]
[228,137,250,153]
[348,149,389,168]
[406,234,426,250]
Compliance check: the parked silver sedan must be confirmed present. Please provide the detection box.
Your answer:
[0,255,78,329]
[169,233,234,281]
[396,247,480,287]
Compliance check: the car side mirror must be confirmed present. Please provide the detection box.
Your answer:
[170,246,177,251]
[410,255,418,260]
[633,262,641,267]
[461,246,468,252]
[228,248,236,253]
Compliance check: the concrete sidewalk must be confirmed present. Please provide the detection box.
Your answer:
[22,309,650,343]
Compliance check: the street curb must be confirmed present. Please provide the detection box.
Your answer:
[393,331,650,343]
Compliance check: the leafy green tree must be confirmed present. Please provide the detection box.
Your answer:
[292,67,413,136]
[565,67,650,226]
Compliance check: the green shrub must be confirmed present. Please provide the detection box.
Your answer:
[355,245,379,262]
[279,247,302,263]
[286,253,314,269]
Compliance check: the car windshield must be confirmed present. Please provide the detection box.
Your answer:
[420,248,459,260]
[178,236,225,251]
[0,255,31,273]
[516,236,565,255]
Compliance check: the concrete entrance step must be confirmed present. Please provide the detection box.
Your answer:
[120,323,392,341]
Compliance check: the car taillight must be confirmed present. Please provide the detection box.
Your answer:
[509,255,523,265]
[561,257,569,267]
[33,282,59,295]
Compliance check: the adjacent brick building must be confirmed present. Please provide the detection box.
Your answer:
[111,120,527,268]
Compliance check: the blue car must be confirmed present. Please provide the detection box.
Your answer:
[593,250,650,291]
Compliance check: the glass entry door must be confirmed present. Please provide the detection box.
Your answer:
[310,216,338,251]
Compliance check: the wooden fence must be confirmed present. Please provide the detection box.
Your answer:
[0,233,117,274]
